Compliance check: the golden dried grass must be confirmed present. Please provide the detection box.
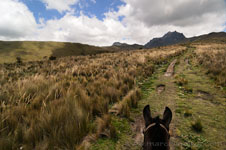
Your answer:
[0,45,185,149]
[195,44,226,86]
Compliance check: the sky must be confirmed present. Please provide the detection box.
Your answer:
[0,0,226,46]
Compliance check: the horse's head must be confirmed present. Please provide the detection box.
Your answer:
[143,105,172,150]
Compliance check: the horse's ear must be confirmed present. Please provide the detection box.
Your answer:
[163,107,172,128]
[143,105,152,127]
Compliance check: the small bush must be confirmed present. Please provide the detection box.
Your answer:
[191,119,203,132]
[49,56,56,60]
[184,109,192,117]
[16,57,22,64]
[175,75,188,86]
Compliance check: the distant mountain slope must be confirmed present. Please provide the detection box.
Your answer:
[189,32,226,43]
[112,42,144,50]
[0,41,110,63]
[144,31,186,48]
[0,31,225,64]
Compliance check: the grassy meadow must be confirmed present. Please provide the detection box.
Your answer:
[0,45,186,149]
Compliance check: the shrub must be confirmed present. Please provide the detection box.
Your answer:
[175,75,188,86]
[184,109,192,117]
[191,119,203,132]
[16,57,22,64]
[49,56,56,60]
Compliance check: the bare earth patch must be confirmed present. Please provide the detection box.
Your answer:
[156,84,166,94]
[131,116,145,146]
[196,90,214,100]
[164,59,177,77]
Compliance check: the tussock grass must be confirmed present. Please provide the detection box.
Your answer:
[110,88,142,117]
[95,114,117,139]
[195,44,226,87]
[175,74,188,86]
[0,45,185,149]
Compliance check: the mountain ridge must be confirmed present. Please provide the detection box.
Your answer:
[144,31,186,48]
[112,42,144,50]
[112,31,226,49]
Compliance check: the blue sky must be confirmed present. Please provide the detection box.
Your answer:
[0,0,226,46]
[20,0,64,23]
[224,22,226,31]
[20,0,125,23]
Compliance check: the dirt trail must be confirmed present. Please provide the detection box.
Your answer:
[128,58,180,149]
[165,59,177,77]
[144,59,179,149]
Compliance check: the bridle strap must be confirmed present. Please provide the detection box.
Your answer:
[143,123,169,135]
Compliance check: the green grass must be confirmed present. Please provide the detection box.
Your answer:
[181,134,208,150]
[174,49,226,150]
[91,116,132,150]
[0,41,110,63]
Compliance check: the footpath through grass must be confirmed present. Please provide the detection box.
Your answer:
[91,55,177,150]
[91,47,226,150]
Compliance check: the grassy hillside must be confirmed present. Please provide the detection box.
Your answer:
[186,32,226,44]
[0,41,111,64]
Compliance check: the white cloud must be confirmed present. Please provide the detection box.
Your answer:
[33,13,132,46]
[0,0,37,40]
[108,0,226,40]
[41,0,79,13]
[119,0,226,27]
[90,0,96,4]
[0,0,225,46]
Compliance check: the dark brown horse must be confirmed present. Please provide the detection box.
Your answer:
[143,105,172,150]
